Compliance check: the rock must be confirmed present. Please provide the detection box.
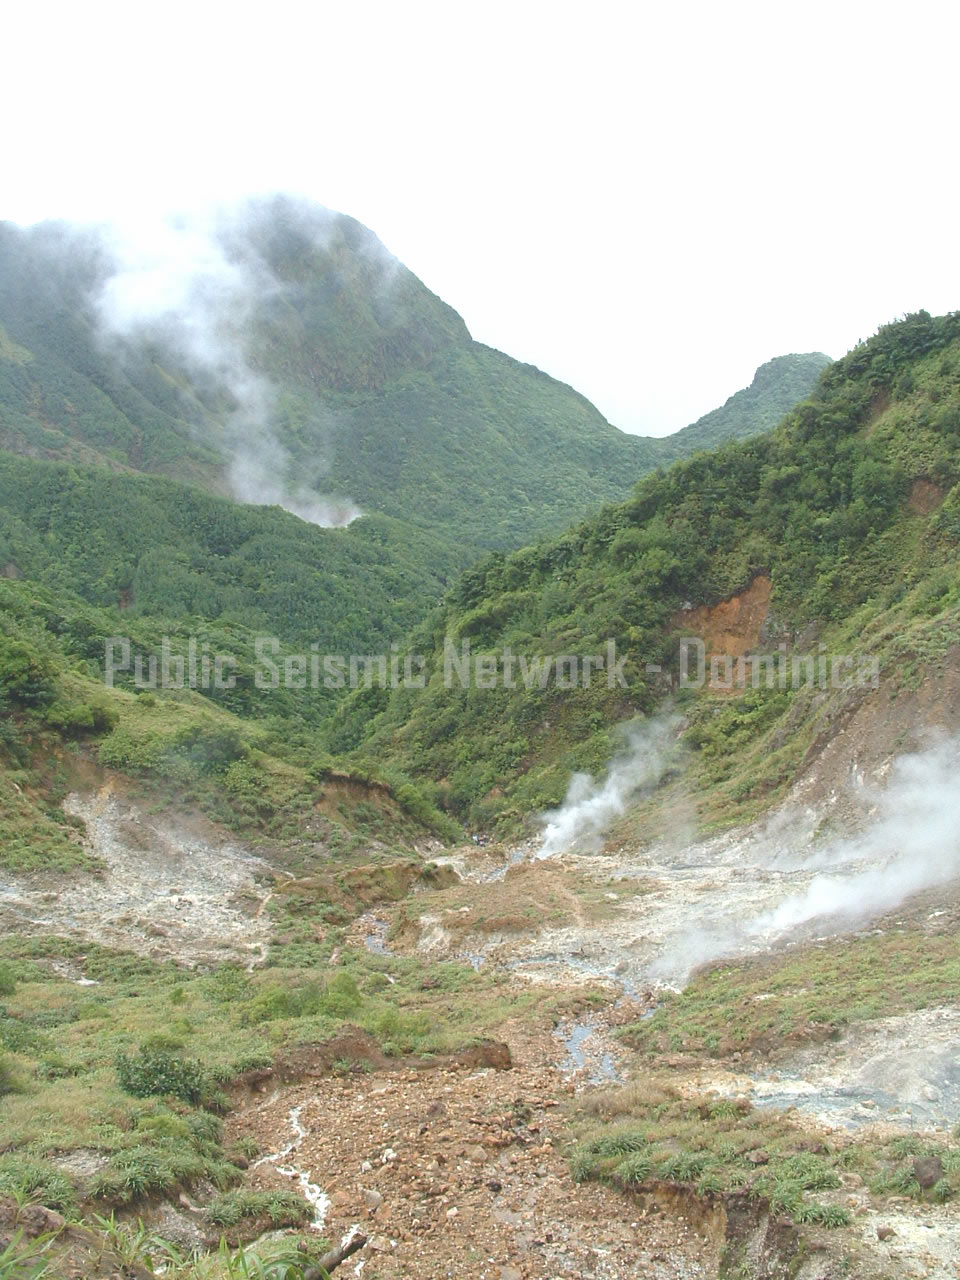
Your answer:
[914,1155,944,1189]
[361,1188,384,1211]
[17,1205,65,1235]
[446,1206,459,1219]
[745,1149,770,1165]
[465,1144,488,1163]
[876,1225,896,1241]
[153,1204,203,1251]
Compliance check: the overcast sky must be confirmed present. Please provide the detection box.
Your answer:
[3,1,958,435]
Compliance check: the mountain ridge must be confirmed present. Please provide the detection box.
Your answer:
[0,198,829,558]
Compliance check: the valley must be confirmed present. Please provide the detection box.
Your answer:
[3,642,960,1280]
[0,202,959,1279]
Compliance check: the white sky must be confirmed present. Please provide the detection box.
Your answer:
[2,0,959,435]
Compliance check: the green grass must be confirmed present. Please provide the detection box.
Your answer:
[622,926,960,1059]
[569,1076,960,1233]
[332,312,960,832]
[0,921,548,1235]
[204,1190,311,1231]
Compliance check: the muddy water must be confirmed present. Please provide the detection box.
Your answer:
[555,1017,621,1084]
[358,914,392,955]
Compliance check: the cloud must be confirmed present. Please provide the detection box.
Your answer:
[93,198,360,528]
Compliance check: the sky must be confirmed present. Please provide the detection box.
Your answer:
[2,0,959,436]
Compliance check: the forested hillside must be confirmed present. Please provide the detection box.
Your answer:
[330,312,960,830]
[0,451,457,664]
[0,202,651,554]
[0,198,828,559]
[657,351,832,460]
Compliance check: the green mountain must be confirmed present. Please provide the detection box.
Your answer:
[0,198,828,560]
[0,200,656,555]
[657,351,833,461]
[3,197,958,1280]
[330,311,960,831]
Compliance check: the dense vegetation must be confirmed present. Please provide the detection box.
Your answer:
[0,450,461,715]
[0,198,827,563]
[332,311,960,829]
[0,203,647,555]
[657,351,832,460]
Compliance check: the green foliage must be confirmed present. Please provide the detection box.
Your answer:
[569,1090,879,1231]
[0,635,55,708]
[239,973,361,1026]
[115,1047,211,1106]
[0,1229,55,1279]
[204,1189,311,1229]
[0,1155,76,1212]
[624,927,960,1058]
[658,352,832,460]
[337,312,960,828]
[0,1053,22,1097]
[0,201,827,684]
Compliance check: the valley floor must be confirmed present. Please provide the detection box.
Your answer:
[5,774,960,1279]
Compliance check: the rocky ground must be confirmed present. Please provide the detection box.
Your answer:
[233,1022,719,1280]
[8,754,960,1278]
[0,784,275,967]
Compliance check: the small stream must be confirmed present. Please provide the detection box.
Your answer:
[253,1105,329,1229]
[361,916,392,955]
[555,1017,621,1085]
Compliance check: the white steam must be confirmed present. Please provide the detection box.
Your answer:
[647,736,960,985]
[538,716,681,857]
[94,203,360,527]
[748,738,960,937]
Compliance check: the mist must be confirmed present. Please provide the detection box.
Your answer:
[93,199,361,527]
[538,716,682,857]
[749,737,960,935]
[649,736,960,985]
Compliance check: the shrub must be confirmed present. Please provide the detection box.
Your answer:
[116,1048,209,1106]
[0,1053,22,1097]
[0,637,55,707]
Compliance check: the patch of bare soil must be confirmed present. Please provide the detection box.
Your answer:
[0,1196,153,1280]
[674,575,773,662]
[232,1022,718,1280]
[0,783,274,967]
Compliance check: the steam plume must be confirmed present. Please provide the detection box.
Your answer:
[538,715,681,857]
[748,736,960,936]
[650,736,960,985]
[94,200,360,527]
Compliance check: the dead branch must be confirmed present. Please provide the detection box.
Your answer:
[303,1231,368,1278]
